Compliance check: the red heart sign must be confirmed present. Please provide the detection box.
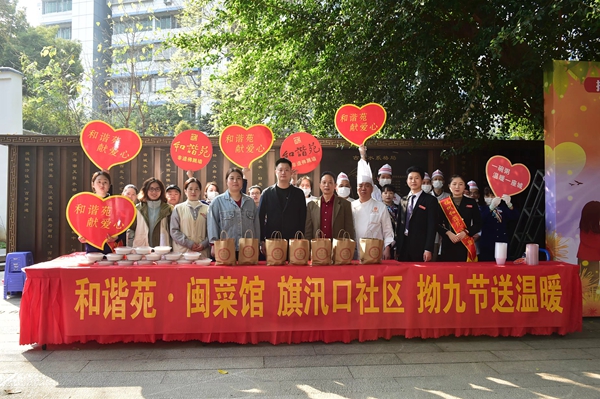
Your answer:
[66,193,137,250]
[80,120,142,170]
[334,103,387,146]
[171,130,213,171]
[219,124,274,168]
[485,156,531,197]
[280,132,322,174]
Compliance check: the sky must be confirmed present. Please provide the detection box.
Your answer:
[17,0,41,26]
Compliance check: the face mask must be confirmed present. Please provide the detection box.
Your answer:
[337,187,350,198]
[302,188,312,197]
[379,178,392,186]
[422,184,432,193]
[484,197,493,205]
[206,191,218,201]
[432,180,444,189]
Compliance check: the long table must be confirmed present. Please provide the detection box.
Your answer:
[19,254,582,345]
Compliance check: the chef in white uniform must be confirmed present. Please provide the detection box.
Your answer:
[351,159,395,260]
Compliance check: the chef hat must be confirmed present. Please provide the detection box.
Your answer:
[468,180,479,190]
[337,172,349,184]
[423,172,431,181]
[378,164,392,176]
[357,161,374,185]
[432,169,444,179]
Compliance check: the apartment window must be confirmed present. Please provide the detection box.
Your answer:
[42,0,72,14]
[157,15,179,30]
[56,26,71,40]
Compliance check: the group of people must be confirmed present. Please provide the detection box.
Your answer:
[78,146,519,263]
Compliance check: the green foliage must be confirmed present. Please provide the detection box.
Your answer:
[21,44,86,135]
[171,0,600,142]
[0,0,29,69]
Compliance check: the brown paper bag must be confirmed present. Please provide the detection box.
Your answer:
[289,231,309,265]
[266,231,288,266]
[332,229,355,265]
[238,229,259,265]
[214,230,236,266]
[359,229,384,265]
[311,229,332,266]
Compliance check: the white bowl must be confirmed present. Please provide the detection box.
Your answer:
[145,253,161,261]
[126,253,143,261]
[183,251,200,261]
[97,261,113,266]
[153,246,172,255]
[137,260,153,266]
[165,253,182,261]
[194,259,212,266]
[106,253,123,262]
[114,246,133,255]
[86,253,105,262]
[134,246,152,255]
[157,260,173,265]
[117,260,134,266]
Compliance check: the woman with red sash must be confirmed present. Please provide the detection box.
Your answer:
[437,175,482,262]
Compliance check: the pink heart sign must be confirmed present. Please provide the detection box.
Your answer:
[485,156,531,197]
[219,124,274,168]
[80,120,142,170]
[66,193,137,250]
[280,132,322,174]
[334,103,387,146]
[171,130,213,171]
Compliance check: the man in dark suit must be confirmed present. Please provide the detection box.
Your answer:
[396,166,438,262]
[258,158,306,253]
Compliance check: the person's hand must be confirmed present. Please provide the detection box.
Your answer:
[210,246,215,258]
[191,243,202,252]
[78,236,87,243]
[242,167,250,178]
[490,197,502,210]
[423,250,432,262]
[383,246,391,260]
[106,235,117,243]
[447,231,460,243]
[260,241,266,255]
[456,230,468,241]
[186,170,194,179]
[473,233,480,242]
[501,194,512,208]
[359,145,367,159]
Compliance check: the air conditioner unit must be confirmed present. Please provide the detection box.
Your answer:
[164,0,172,5]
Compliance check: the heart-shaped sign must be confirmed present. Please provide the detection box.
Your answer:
[334,103,387,146]
[280,132,322,174]
[485,156,531,197]
[219,124,274,168]
[80,120,142,170]
[66,193,137,250]
[171,130,213,171]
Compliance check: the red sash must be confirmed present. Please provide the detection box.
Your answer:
[439,197,477,262]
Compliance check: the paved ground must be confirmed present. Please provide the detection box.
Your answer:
[2,271,600,399]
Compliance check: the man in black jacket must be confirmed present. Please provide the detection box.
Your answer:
[396,166,438,262]
[258,158,306,253]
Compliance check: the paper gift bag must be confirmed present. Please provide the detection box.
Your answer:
[238,229,259,265]
[266,231,288,266]
[214,230,236,266]
[359,230,384,265]
[311,229,332,266]
[289,231,309,265]
[332,229,355,265]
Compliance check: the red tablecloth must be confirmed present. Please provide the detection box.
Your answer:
[19,254,582,345]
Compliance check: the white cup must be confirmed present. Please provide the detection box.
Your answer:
[495,242,508,265]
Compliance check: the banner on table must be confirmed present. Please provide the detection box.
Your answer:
[80,121,142,170]
[61,263,578,336]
